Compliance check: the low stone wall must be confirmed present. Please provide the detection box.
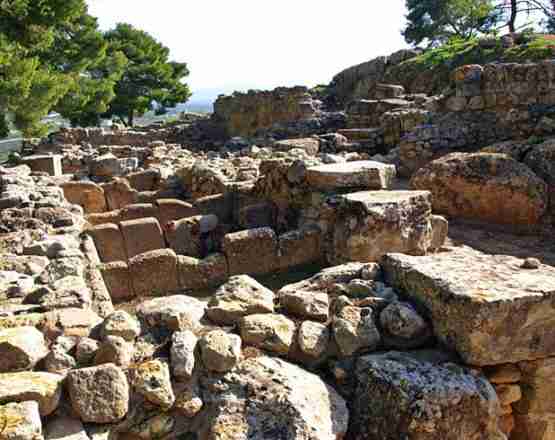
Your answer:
[50,126,181,147]
[212,86,317,138]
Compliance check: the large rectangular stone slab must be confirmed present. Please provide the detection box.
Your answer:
[21,155,62,176]
[306,161,396,191]
[329,190,432,263]
[222,227,279,276]
[382,247,555,366]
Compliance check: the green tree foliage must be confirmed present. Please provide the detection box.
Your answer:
[0,0,111,136]
[404,0,498,46]
[103,23,191,126]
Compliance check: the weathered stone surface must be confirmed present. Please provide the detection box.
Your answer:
[61,182,106,214]
[177,253,229,291]
[351,351,504,440]
[329,190,432,264]
[155,199,198,227]
[333,306,381,356]
[88,224,127,263]
[98,261,134,302]
[120,217,164,259]
[66,364,129,423]
[171,331,197,380]
[297,321,330,358]
[93,336,133,367]
[0,372,63,416]
[379,301,430,348]
[21,155,62,176]
[410,152,548,225]
[0,327,48,372]
[199,330,241,373]
[206,275,274,325]
[165,214,217,257]
[279,290,329,321]
[131,360,175,410]
[0,401,43,440]
[306,161,396,191]
[514,357,555,415]
[222,227,279,276]
[199,356,349,440]
[100,310,141,341]
[276,226,323,269]
[136,295,206,331]
[382,246,555,365]
[239,313,296,354]
[44,416,88,440]
[128,249,179,297]
[274,138,320,156]
[101,178,137,211]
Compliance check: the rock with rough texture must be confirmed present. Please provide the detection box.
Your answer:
[410,152,548,225]
[44,416,89,440]
[379,302,430,348]
[0,372,63,416]
[171,331,197,380]
[131,360,175,410]
[128,249,179,297]
[206,275,274,325]
[239,314,296,355]
[136,295,206,331]
[279,290,329,321]
[306,161,396,191]
[333,306,381,356]
[0,401,43,440]
[100,310,141,342]
[0,327,48,372]
[199,356,349,440]
[351,351,505,440]
[66,364,129,423]
[199,330,241,373]
[329,190,433,264]
[297,321,330,358]
[94,336,133,367]
[382,246,555,365]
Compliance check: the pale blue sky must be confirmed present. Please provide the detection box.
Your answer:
[87,0,408,98]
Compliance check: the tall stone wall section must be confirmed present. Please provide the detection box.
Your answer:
[399,61,555,177]
[211,86,317,138]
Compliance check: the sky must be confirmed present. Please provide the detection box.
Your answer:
[86,0,408,101]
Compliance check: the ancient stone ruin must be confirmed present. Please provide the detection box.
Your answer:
[1,53,555,440]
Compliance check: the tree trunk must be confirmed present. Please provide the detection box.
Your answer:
[509,0,517,33]
[127,110,134,127]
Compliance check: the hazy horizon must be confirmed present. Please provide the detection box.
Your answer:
[86,0,409,102]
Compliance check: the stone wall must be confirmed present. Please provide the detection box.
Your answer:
[399,62,555,177]
[211,86,317,138]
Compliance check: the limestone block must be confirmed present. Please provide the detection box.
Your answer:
[329,190,433,264]
[120,217,164,259]
[382,247,555,366]
[21,155,62,176]
[306,161,396,191]
[222,227,279,276]
[99,261,135,302]
[89,223,127,262]
[177,253,228,291]
[129,249,179,297]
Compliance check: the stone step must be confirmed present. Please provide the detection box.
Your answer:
[305,160,396,191]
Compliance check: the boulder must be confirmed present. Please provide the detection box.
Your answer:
[199,330,242,373]
[171,331,197,380]
[0,372,63,416]
[131,360,175,410]
[382,246,555,365]
[274,138,320,156]
[198,356,349,440]
[93,336,133,367]
[0,401,43,440]
[410,152,548,225]
[61,182,106,214]
[333,306,381,356]
[297,321,330,358]
[206,275,274,325]
[44,417,89,440]
[279,290,329,321]
[66,364,129,423]
[100,311,141,342]
[0,327,48,372]
[351,351,504,439]
[306,161,396,191]
[239,314,296,355]
[136,295,206,331]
